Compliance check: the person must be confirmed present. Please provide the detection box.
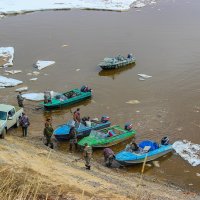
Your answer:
[83,143,92,170]
[126,140,139,152]
[43,118,54,149]
[69,125,78,152]
[44,91,49,104]
[103,148,115,167]
[73,108,81,126]
[20,113,30,137]
[17,92,24,107]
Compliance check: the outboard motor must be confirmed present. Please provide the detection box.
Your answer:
[80,85,91,92]
[125,122,133,131]
[161,136,169,145]
[101,115,110,123]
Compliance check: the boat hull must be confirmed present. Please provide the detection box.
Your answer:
[54,121,111,141]
[99,58,136,70]
[115,145,173,165]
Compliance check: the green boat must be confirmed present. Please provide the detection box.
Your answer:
[78,125,136,148]
[98,54,136,70]
[41,87,92,109]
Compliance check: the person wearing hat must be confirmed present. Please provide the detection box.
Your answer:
[19,112,30,137]
[17,91,24,107]
[43,118,54,149]
[83,143,92,170]
[69,124,78,152]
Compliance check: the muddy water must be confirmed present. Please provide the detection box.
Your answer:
[0,0,200,192]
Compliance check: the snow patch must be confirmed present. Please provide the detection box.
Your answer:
[172,140,200,166]
[0,47,14,67]
[0,75,22,87]
[34,60,55,70]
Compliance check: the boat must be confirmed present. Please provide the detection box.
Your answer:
[115,139,173,165]
[41,86,92,109]
[54,116,111,141]
[78,124,136,148]
[98,54,136,70]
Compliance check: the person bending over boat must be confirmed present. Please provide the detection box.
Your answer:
[103,148,115,167]
[69,125,78,152]
[83,143,92,170]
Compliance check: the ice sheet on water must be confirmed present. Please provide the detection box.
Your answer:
[34,60,55,70]
[0,0,138,13]
[22,91,59,101]
[0,75,22,87]
[15,87,28,92]
[138,74,152,79]
[172,140,200,166]
[5,70,22,74]
[0,47,14,67]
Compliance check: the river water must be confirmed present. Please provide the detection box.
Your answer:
[0,0,200,193]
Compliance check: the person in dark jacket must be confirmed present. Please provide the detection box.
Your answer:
[83,143,92,170]
[43,118,54,149]
[69,125,78,152]
[103,148,115,167]
[17,92,24,107]
[20,113,30,137]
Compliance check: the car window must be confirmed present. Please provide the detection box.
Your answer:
[8,108,15,117]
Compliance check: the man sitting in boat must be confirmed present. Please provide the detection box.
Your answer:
[82,116,92,127]
[44,91,52,104]
[125,140,139,152]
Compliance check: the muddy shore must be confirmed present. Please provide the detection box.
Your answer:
[0,135,199,200]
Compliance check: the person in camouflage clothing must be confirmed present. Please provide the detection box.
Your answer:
[83,143,92,170]
[43,118,54,149]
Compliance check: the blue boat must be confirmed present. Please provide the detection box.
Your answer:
[115,140,173,165]
[54,117,111,141]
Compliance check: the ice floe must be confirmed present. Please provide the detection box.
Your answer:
[138,74,152,80]
[0,47,14,67]
[126,100,140,104]
[0,0,139,13]
[22,91,58,101]
[172,140,200,166]
[22,93,44,101]
[5,70,22,74]
[0,75,22,87]
[34,60,55,70]
[15,86,28,92]
[30,78,38,81]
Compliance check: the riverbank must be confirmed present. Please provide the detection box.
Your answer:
[0,135,199,200]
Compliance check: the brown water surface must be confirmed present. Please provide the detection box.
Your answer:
[0,0,200,192]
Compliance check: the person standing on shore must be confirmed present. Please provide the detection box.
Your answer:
[69,125,78,152]
[17,91,24,107]
[20,113,30,137]
[43,118,54,149]
[83,143,92,170]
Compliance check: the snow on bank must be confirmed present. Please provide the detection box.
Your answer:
[172,140,200,167]
[0,75,22,87]
[34,60,55,70]
[0,0,138,13]
[0,47,14,67]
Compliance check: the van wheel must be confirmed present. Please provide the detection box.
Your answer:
[0,129,6,139]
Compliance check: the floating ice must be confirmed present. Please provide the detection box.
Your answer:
[22,93,44,101]
[0,0,138,13]
[76,69,80,72]
[172,140,200,166]
[126,100,140,104]
[0,47,14,67]
[134,2,145,8]
[5,70,22,74]
[0,75,22,87]
[138,74,152,79]
[32,71,40,75]
[30,78,38,81]
[22,91,58,101]
[34,60,55,70]
[15,87,28,92]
